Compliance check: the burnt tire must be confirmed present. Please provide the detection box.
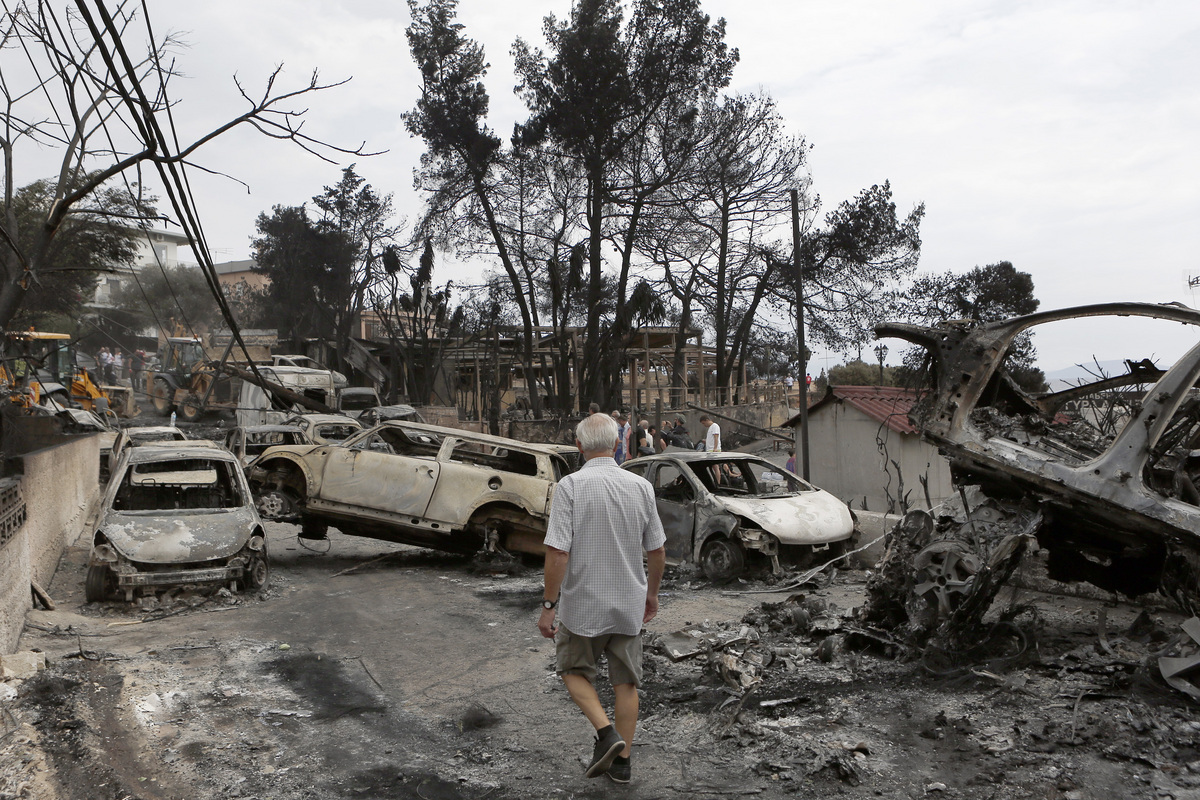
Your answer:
[299,518,328,541]
[178,397,204,422]
[700,537,746,582]
[85,563,116,603]
[245,553,270,592]
[256,488,297,520]
[151,379,173,415]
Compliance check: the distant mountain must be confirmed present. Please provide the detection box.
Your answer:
[1043,359,1163,391]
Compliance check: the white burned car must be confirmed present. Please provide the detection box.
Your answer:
[282,413,363,445]
[622,452,856,580]
[247,420,572,555]
[86,445,268,602]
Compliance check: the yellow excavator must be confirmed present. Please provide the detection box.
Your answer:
[0,330,136,419]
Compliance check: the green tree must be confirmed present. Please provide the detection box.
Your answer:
[792,182,925,355]
[827,359,900,387]
[404,0,544,416]
[310,166,404,372]
[902,261,1045,391]
[1,177,150,328]
[109,263,221,335]
[653,92,808,401]
[250,205,352,350]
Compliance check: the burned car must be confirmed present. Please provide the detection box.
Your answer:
[223,424,311,467]
[99,424,188,481]
[87,445,267,602]
[247,421,573,555]
[877,301,1200,615]
[622,452,856,580]
[282,413,363,445]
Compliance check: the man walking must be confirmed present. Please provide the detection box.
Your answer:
[538,413,666,783]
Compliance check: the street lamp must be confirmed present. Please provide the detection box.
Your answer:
[874,343,888,386]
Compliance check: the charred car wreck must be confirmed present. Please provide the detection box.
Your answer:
[873,302,1200,629]
[622,452,856,580]
[248,421,573,557]
[87,445,268,602]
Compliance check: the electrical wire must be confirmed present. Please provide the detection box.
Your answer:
[74,0,274,401]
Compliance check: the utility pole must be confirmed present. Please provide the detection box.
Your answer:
[790,189,810,480]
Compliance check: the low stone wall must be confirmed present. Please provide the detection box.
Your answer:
[0,435,99,653]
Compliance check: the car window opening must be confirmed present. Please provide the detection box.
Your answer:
[317,424,359,442]
[684,460,807,498]
[449,440,538,476]
[113,459,245,511]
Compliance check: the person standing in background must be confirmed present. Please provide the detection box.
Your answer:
[700,414,721,453]
[614,413,631,464]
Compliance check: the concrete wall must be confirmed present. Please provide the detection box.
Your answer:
[806,402,953,514]
[0,435,99,653]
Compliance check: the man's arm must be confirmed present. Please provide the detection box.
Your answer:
[538,546,569,638]
[644,547,666,623]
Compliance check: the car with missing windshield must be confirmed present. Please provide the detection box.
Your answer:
[336,386,424,427]
[282,413,363,445]
[247,420,573,556]
[621,451,856,580]
[86,444,268,603]
[223,424,312,467]
[99,424,189,481]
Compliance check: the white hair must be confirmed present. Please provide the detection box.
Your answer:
[576,413,618,454]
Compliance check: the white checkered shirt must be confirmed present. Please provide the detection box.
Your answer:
[543,456,666,637]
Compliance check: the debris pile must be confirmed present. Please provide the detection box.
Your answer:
[641,579,1200,794]
[857,493,1039,656]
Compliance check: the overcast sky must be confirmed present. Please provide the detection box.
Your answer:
[13,1,1200,372]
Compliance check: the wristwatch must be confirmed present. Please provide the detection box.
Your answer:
[542,598,558,610]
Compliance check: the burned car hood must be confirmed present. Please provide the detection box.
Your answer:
[718,490,854,545]
[100,507,257,564]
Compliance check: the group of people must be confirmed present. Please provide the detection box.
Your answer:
[587,404,726,464]
[94,347,148,387]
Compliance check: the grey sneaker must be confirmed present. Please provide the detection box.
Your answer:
[606,757,631,784]
[585,727,626,778]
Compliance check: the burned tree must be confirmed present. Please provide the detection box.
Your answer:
[0,0,370,332]
[513,0,738,409]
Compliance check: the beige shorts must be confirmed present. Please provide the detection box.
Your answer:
[555,625,643,687]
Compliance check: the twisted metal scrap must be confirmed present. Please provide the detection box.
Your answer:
[1159,617,1200,701]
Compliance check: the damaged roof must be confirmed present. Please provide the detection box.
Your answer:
[792,386,921,435]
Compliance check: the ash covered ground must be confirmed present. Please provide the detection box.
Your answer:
[2,513,1199,800]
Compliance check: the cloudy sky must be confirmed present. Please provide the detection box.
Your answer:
[12,0,1200,372]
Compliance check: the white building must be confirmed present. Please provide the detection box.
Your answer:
[788,385,954,514]
[91,226,192,308]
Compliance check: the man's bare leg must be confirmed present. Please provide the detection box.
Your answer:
[613,683,637,757]
[561,673,611,730]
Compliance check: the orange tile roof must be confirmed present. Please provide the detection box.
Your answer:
[796,385,922,435]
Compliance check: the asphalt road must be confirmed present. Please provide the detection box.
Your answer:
[14,521,775,800]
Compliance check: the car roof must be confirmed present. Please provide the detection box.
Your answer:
[287,413,360,426]
[125,426,185,437]
[377,420,560,455]
[239,424,305,434]
[124,444,236,464]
